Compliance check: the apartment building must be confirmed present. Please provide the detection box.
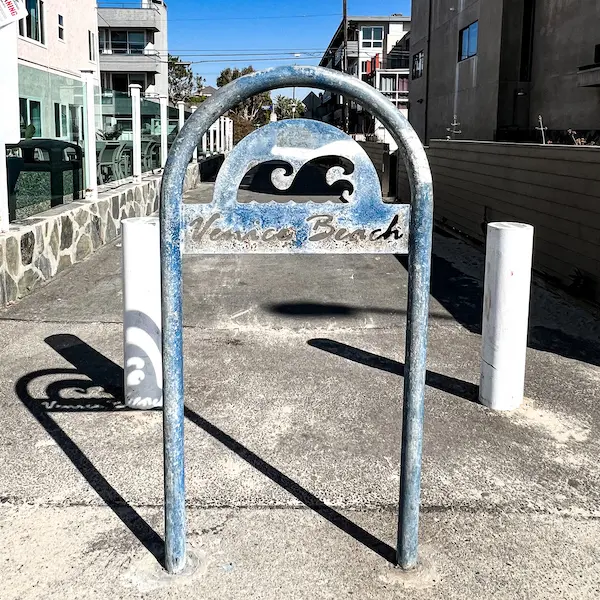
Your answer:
[409,0,600,143]
[315,15,411,135]
[16,0,100,142]
[97,0,168,97]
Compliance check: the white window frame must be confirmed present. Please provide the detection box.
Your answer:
[89,30,97,62]
[18,0,45,46]
[20,97,43,138]
[58,14,64,41]
[54,102,70,139]
[412,50,424,79]
[99,29,110,54]
[103,72,148,93]
[108,30,147,55]
[361,26,383,49]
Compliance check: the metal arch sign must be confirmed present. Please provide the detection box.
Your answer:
[160,65,434,576]
[182,119,410,254]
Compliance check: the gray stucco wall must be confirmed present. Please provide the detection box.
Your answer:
[409,0,503,143]
[409,0,600,142]
[397,140,600,302]
[529,1,600,130]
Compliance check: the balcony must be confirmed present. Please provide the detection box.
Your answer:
[99,51,161,74]
[381,90,409,107]
[97,5,161,31]
[578,64,600,87]
[333,41,360,66]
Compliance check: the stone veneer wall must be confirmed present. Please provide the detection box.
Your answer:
[0,163,200,307]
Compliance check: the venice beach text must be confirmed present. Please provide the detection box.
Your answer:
[190,213,403,245]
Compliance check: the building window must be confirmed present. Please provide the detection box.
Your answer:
[99,29,108,53]
[459,21,478,61]
[89,31,97,61]
[380,75,397,92]
[362,26,383,49]
[412,51,424,79]
[19,0,45,44]
[57,14,64,40]
[54,103,69,137]
[110,30,146,54]
[104,73,147,93]
[361,60,369,74]
[19,98,42,138]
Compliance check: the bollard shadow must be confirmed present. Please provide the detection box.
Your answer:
[308,338,480,404]
[395,237,600,368]
[14,334,165,566]
[18,335,398,565]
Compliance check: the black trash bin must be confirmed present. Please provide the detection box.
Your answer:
[6,155,24,223]
[6,139,83,221]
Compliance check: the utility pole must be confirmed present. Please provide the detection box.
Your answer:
[342,0,349,133]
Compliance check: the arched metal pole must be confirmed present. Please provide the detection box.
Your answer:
[160,65,433,574]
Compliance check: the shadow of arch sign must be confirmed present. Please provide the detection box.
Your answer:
[161,65,433,575]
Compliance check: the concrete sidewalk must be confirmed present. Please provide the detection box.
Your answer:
[0,186,599,598]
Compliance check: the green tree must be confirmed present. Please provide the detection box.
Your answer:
[216,66,271,124]
[168,55,193,102]
[188,75,208,105]
[274,95,306,120]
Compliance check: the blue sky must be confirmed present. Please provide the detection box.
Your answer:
[166,0,412,99]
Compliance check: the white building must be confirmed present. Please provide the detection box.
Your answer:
[316,15,411,137]
[16,0,100,141]
[97,0,168,98]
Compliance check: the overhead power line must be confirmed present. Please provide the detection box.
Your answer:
[167,12,341,22]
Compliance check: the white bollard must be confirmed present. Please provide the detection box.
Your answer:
[81,70,98,199]
[228,118,234,151]
[480,222,534,411]
[191,106,198,161]
[210,124,216,153]
[219,116,225,152]
[129,84,142,182]
[159,94,169,167]
[177,100,185,133]
[122,217,163,409]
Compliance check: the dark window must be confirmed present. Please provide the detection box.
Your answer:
[459,21,478,61]
[128,31,145,54]
[54,103,61,136]
[111,31,127,53]
[110,30,145,54]
[99,29,108,53]
[20,98,42,138]
[111,74,129,93]
[362,26,383,49]
[412,50,424,79]
[22,0,45,43]
[88,31,96,61]
[595,44,600,64]
[58,14,64,40]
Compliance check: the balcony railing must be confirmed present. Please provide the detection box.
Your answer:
[381,90,409,109]
[99,52,161,73]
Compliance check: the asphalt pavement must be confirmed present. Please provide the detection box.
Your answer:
[0,183,598,599]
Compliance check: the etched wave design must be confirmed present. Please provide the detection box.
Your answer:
[238,157,355,203]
